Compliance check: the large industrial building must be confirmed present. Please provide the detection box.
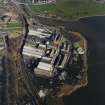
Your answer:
[23,28,71,78]
[23,46,45,58]
[34,61,54,77]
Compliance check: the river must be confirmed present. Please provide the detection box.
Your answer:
[64,16,105,105]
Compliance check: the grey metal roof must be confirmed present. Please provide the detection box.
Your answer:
[0,30,7,37]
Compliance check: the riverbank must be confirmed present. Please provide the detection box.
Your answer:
[63,15,105,105]
[56,31,88,98]
[30,0,105,21]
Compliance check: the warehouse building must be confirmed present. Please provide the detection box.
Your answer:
[28,28,51,39]
[34,61,54,77]
[23,46,45,58]
[22,27,71,78]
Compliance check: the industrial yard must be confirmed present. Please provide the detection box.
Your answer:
[0,1,88,105]
[22,25,87,101]
[0,11,87,104]
[23,28,71,77]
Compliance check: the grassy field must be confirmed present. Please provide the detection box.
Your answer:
[30,0,105,21]
[0,38,3,43]
[7,21,22,37]
[7,22,22,28]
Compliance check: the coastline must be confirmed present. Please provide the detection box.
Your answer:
[34,14,105,22]
[30,0,105,22]
[77,14,105,21]
[57,31,88,98]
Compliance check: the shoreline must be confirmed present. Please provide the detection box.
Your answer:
[34,14,105,24]
[57,31,88,98]
[77,14,105,21]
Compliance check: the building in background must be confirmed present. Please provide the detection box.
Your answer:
[31,0,56,3]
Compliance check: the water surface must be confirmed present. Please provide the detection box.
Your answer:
[64,16,105,105]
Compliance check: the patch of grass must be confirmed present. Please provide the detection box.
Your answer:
[7,21,22,28]
[7,21,22,37]
[0,50,4,58]
[0,38,3,43]
[30,0,105,20]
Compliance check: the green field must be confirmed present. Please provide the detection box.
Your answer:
[30,0,105,21]
[7,22,22,28]
[7,21,22,37]
[0,38,3,43]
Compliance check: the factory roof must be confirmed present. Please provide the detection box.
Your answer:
[39,44,46,49]
[23,46,45,58]
[23,50,43,56]
[28,29,51,38]
[38,62,53,68]
[42,57,52,61]
[37,28,45,32]
[37,65,53,71]
[23,46,44,53]
[36,62,54,72]
[23,51,42,58]
[35,61,54,77]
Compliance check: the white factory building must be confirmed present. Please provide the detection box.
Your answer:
[34,61,54,77]
[28,28,51,39]
[23,46,45,58]
[22,28,71,78]
[23,28,51,58]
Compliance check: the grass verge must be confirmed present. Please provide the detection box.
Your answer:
[30,0,105,21]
